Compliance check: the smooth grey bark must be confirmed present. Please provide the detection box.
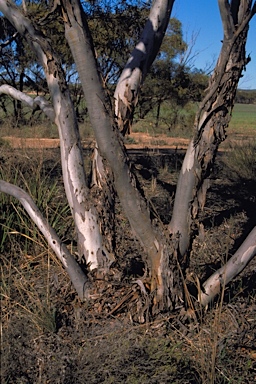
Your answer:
[62,0,181,310]
[169,0,255,258]
[62,0,157,244]
[114,0,175,135]
[0,0,108,270]
[199,226,256,307]
[0,180,89,300]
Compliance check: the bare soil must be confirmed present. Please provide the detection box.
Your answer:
[2,132,190,149]
[1,138,255,383]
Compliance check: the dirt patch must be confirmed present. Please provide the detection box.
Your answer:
[2,136,61,149]
[2,133,190,150]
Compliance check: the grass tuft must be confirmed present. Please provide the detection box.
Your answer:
[222,138,256,181]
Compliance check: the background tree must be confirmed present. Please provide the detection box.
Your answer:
[137,22,209,128]
[0,0,255,316]
[236,88,256,103]
[0,15,33,123]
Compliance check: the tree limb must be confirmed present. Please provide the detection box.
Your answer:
[252,1,256,16]
[218,0,235,39]
[199,226,256,307]
[0,180,89,300]
[0,31,19,48]
[114,0,175,135]
[0,84,55,121]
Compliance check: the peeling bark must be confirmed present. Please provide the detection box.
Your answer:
[169,0,254,260]
[0,0,110,271]
[62,0,183,310]
[1,0,255,314]
[114,0,175,135]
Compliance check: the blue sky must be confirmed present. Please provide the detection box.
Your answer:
[172,0,256,90]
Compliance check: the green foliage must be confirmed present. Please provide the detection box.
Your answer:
[88,3,149,83]
[0,1,209,129]
[134,100,196,138]
[26,2,74,67]
[137,17,209,123]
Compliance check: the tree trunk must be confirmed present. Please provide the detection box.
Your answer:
[2,0,255,313]
[155,100,161,128]
[169,0,254,258]
[62,0,184,311]
[0,0,109,271]
[114,0,175,135]
[17,70,24,119]
[168,1,256,307]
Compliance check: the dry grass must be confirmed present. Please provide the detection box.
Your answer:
[1,144,255,383]
[221,138,256,181]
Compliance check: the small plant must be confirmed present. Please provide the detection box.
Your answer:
[124,136,137,145]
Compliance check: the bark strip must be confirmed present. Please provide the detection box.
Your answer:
[114,0,175,135]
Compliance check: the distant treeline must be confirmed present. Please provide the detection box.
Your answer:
[236,89,256,104]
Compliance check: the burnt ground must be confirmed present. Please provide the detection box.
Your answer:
[0,143,256,384]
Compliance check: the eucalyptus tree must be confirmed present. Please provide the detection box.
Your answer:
[0,0,255,316]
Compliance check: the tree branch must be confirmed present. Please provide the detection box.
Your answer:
[0,180,89,300]
[218,0,235,39]
[114,0,175,135]
[199,226,256,307]
[0,31,19,48]
[252,1,256,16]
[0,84,55,121]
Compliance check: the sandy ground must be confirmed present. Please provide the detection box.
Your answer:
[2,132,190,150]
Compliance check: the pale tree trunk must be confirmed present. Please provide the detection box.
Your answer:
[0,180,89,300]
[114,0,175,135]
[62,0,183,311]
[0,0,109,271]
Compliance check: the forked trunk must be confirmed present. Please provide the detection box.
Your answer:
[62,0,184,311]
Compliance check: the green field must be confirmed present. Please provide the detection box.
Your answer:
[229,103,256,134]
[132,102,256,138]
[0,99,255,140]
